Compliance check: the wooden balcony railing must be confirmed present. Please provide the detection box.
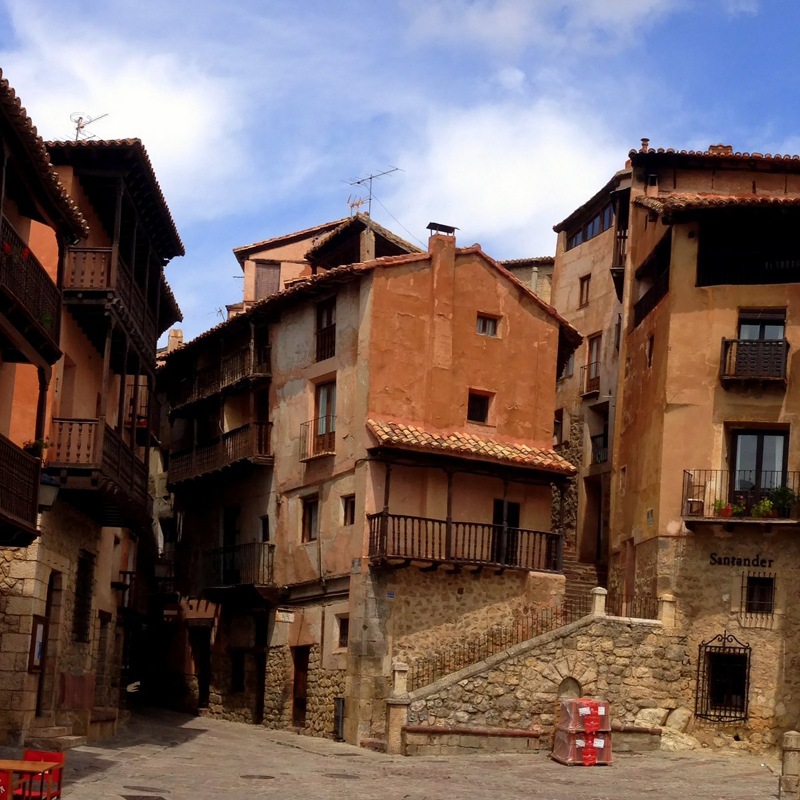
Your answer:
[368,512,562,572]
[720,338,788,383]
[300,416,336,460]
[65,249,157,346]
[0,432,40,535]
[590,433,608,465]
[682,469,800,520]
[168,421,272,484]
[203,542,275,588]
[169,345,271,410]
[0,216,61,343]
[580,362,601,395]
[49,417,149,509]
[316,324,336,362]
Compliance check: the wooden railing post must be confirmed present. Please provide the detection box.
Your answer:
[382,462,392,555]
[445,470,454,560]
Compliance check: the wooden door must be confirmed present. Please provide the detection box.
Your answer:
[292,646,310,726]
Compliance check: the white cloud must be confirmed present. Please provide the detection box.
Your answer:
[721,0,759,14]
[494,67,527,94]
[381,98,625,259]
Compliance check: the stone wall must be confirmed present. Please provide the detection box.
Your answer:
[551,414,583,548]
[405,616,693,742]
[262,644,292,730]
[304,644,346,738]
[208,648,261,724]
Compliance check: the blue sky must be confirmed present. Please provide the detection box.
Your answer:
[0,0,795,340]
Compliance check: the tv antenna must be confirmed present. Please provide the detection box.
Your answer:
[70,112,108,142]
[345,166,401,217]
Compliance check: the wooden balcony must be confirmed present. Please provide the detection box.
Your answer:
[580,362,601,395]
[64,248,157,351]
[169,345,271,411]
[0,216,61,365]
[48,418,150,525]
[300,417,336,460]
[720,338,788,385]
[367,512,563,573]
[168,421,272,484]
[0,432,40,545]
[590,433,608,465]
[203,542,275,589]
[682,469,800,524]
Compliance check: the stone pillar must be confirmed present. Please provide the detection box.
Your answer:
[658,593,677,628]
[780,730,800,798]
[591,586,607,616]
[385,661,410,756]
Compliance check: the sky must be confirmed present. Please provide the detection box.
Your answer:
[1,0,798,340]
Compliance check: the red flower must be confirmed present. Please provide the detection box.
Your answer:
[21,247,29,260]
[2,241,10,255]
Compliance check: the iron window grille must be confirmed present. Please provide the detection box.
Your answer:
[338,615,350,649]
[695,631,750,722]
[741,572,776,617]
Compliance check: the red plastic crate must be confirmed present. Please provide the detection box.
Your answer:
[556,698,611,732]
[551,729,613,766]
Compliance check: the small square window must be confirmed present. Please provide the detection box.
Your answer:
[476,315,498,337]
[342,495,356,526]
[467,392,490,423]
[743,574,775,616]
[302,496,319,542]
[579,275,591,307]
[337,615,350,649]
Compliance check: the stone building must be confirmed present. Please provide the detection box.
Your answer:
[0,71,182,748]
[155,221,581,745]
[552,140,800,751]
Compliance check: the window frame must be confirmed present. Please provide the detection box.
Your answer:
[342,495,356,527]
[302,495,320,543]
[467,391,492,424]
[337,615,350,650]
[695,632,750,722]
[741,572,776,617]
[559,353,574,380]
[579,275,591,308]
[554,409,564,447]
[476,314,499,337]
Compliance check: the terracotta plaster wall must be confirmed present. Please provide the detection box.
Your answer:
[241,234,318,301]
[367,238,561,447]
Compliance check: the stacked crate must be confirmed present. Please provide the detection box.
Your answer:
[551,698,612,766]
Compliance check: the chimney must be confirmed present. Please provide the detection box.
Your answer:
[640,137,650,152]
[708,143,734,155]
[426,222,459,252]
[167,329,183,352]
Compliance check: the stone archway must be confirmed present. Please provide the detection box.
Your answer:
[557,676,582,699]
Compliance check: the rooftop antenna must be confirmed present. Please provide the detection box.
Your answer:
[346,194,369,216]
[345,166,401,217]
[70,111,108,142]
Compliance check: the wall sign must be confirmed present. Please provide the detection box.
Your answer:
[276,608,295,623]
[709,552,774,568]
[28,615,46,673]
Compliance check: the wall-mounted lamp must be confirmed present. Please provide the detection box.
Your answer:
[38,474,60,510]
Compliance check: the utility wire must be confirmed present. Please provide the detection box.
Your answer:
[369,191,427,248]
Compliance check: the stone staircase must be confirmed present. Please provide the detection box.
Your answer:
[25,716,87,751]
[561,542,606,603]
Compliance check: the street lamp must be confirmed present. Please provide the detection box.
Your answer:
[38,474,60,510]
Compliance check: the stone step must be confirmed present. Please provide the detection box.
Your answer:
[27,726,70,738]
[359,737,387,753]
[26,734,87,751]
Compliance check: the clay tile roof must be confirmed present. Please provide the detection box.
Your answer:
[499,256,554,266]
[307,213,422,259]
[232,218,349,260]
[630,145,800,164]
[45,138,184,258]
[634,192,800,217]
[0,69,89,239]
[367,419,577,476]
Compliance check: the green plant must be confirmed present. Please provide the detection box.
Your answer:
[751,498,773,518]
[22,438,50,458]
[731,496,747,517]
[769,485,796,511]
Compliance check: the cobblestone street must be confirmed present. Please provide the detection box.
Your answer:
[21,710,779,799]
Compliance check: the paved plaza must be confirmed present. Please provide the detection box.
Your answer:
[15,709,778,799]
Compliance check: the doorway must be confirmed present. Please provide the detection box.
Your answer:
[36,572,62,717]
[492,499,520,564]
[731,429,788,508]
[292,645,311,727]
[188,626,212,710]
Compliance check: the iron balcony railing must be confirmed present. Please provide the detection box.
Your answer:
[605,592,659,620]
[407,594,593,690]
[590,433,608,465]
[580,362,601,395]
[633,269,670,328]
[64,249,157,347]
[720,338,788,383]
[169,345,272,410]
[300,416,336,460]
[203,541,275,588]
[0,432,40,535]
[168,421,272,484]
[368,512,563,573]
[316,324,336,362]
[682,469,800,520]
[49,417,149,510]
[0,215,61,343]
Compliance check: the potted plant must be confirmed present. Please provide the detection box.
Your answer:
[731,496,747,518]
[769,485,797,518]
[751,498,773,519]
[22,438,50,459]
[713,499,732,518]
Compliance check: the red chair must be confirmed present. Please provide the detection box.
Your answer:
[12,750,65,800]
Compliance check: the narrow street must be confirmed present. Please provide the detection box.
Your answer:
[26,710,779,799]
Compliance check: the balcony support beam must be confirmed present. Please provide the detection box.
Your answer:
[35,366,49,444]
[118,334,129,440]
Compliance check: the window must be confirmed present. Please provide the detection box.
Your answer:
[230,650,245,693]
[260,516,270,542]
[316,298,336,361]
[695,632,750,722]
[254,261,281,300]
[584,335,601,393]
[614,314,622,352]
[467,391,491,423]
[72,550,95,643]
[311,381,336,456]
[602,204,614,232]
[647,335,654,368]
[554,409,564,446]
[337,615,350,649]
[731,429,788,501]
[476,315,498,337]
[742,572,775,616]
[342,495,356,526]
[738,309,786,341]
[559,353,574,380]
[579,275,591,307]
[302,496,319,542]
[566,204,614,251]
